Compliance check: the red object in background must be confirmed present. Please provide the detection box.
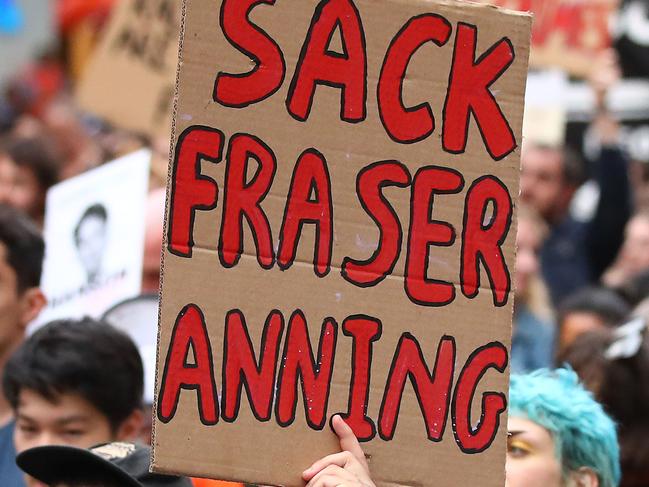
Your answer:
[489,0,613,52]
[6,61,66,117]
[530,0,611,52]
[192,479,244,487]
[57,0,115,33]
[480,0,616,76]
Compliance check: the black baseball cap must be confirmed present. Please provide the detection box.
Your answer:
[16,442,192,487]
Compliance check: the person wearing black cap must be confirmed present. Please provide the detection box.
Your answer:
[17,415,376,487]
[17,441,192,487]
[3,318,146,487]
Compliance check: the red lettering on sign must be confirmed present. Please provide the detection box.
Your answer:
[157,306,510,450]
[158,304,219,425]
[338,315,382,441]
[452,342,507,453]
[286,0,367,122]
[342,161,411,287]
[168,126,223,258]
[405,166,464,306]
[222,309,284,422]
[461,176,512,307]
[213,0,286,108]
[443,23,516,161]
[278,148,333,277]
[168,128,513,306]
[378,334,455,441]
[275,310,338,430]
[378,14,451,144]
[219,133,277,269]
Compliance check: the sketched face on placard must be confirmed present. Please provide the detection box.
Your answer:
[73,203,109,285]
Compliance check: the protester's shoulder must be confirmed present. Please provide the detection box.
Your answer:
[0,419,16,451]
[0,421,26,487]
[516,305,554,338]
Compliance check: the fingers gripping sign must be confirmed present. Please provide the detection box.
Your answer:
[302,415,376,487]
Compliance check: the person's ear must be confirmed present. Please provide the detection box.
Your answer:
[18,287,46,329]
[567,467,599,487]
[115,408,145,442]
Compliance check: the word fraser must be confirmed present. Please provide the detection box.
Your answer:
[168,128,512,308]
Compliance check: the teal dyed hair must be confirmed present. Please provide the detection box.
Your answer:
[509,368,620,487]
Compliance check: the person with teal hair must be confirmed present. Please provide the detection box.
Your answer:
[507,368,620,487]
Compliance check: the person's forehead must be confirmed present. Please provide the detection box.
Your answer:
[18,389,107,423]
[522,146,563,170]
[508,416,555,445]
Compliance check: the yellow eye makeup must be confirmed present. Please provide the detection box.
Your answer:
[508,439,535,455]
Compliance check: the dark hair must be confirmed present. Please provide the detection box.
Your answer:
[0,203,44,292]
[561,329,649,485]
[616,269,649,307]
[7,136,60,191]
[563,330,649,424]
[74,203,108,241]
[559,287,631,328]
[2,318,144,431]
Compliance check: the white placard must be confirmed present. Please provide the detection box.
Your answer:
[33,149,151,329]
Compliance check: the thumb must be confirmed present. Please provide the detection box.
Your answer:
[331,415,367,467]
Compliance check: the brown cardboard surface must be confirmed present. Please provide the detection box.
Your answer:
[153,1,531,486]
[75,0,180,137]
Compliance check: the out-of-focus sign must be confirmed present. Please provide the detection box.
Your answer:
[76,0,180,137]
[480,0,616,77]
[34,149,151,329]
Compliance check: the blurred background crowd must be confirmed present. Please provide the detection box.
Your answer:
[1,0,649,487]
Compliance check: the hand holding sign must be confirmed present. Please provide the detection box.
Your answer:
[303,415,376,487]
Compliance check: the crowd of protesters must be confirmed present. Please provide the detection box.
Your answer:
[1,1,649,487]
[511,52,649,486]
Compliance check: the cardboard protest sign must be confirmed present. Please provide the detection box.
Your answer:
[478,0,615,77]
[76,0,180,137]
[153,1,531,486]
[34,149,150,329]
